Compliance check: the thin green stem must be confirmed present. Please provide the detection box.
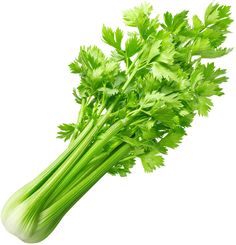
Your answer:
[122,46,146,91]
[122,67,139,91]
[125,51,141,75]
[69,98,86,147]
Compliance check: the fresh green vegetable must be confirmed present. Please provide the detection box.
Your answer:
[2,2,232,243]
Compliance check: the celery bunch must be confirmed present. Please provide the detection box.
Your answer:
[2,2,232,243]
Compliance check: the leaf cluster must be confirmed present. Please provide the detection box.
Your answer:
[60,2,232,174]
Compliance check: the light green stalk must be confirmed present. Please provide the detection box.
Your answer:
[1,102,128,243]
[45,139,123,208]
[2,143,131,243]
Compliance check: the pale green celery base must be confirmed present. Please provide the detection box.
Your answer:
[2,103,127,243]
[1,120,95,242]
[1,192,43,243]
[1,144,131,243]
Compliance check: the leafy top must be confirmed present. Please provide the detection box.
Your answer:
[61,2,232,175]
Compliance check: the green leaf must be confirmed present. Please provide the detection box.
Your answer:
[140,91,164,108]
[152,62,178,81]
[102,25,123,49]
[197,97,213,116]
[141,151,164,172]
[203,3,232,49]
[109,158,136,177]
[111,50,125,62]
[192,15,203,31]
[69,59,81,73]
[140,74,161,94]
[196,82,223,97]
[57,123,76,141]
[125,33,142,57]
[123,2,158,39]
[163,12,173,28]
[162,10,189,34]
[123,2,153,27]
[190,62,228,97]
[205,3,219,25]
[198,48,233,58]
[98,87,119,97]
[142,39,161,64]
[78,46,106,70]
[152,107,179,128]
[157,42,176,65]
[190,68,204,88]
[202,28,225,48]
[157,127,186,153]
[204,3,232,26]
[203,63,228,84]
[72,88,82,104]
[192,38,211,55]
[139,122,164,140]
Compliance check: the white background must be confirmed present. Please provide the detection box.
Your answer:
[0,0,235,244]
